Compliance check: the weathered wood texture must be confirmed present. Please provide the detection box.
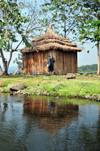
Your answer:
[23,50,77,75]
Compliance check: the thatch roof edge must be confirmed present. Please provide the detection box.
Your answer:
[20,43,82,53]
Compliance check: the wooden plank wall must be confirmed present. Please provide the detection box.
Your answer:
[23,50,77,75]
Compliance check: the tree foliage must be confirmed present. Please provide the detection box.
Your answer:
[0,0,31,74]
[40,0,100,41]
[79,20,100,43]
[0,0,32,50]
[40,0,79,39]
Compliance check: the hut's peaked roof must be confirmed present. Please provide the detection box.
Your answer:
[20,24,82,53]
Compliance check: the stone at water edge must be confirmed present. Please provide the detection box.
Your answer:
[10,83,26,91]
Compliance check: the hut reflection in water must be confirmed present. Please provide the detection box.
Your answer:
[24,97,79,134]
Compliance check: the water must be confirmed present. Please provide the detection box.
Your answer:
[0,94,100,151]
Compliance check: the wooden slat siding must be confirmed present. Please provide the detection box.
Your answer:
[57,50,60,74]
[52,50,56,74]
[65,52,68,74]
[25,53,28,74]
[37,52,40,74]
[23,53,25,74]
[42,52,44,74]
[71,52,73,73]
[54,50,58,74]
[37,52,42,74]
[27,53,29,74]
[43,51,47,74]
[33,52,36,74]
[30,53,32,75]
[39,52,43,74]
[75,52,77,72]
[66,52,70,73]
[72,52,75,73]
[63,52,64,74]
[28,53,31,75]
[36,52,39,74]
[70,52,72,73]
[24,53,27,74]
[70,52,73,73]
[28,53,30,75]
[31,52,34,74]
[31,52,34,75]
[61,51,63,74]
[23,50,78,75]
[26,53,29,74]
[58,51,61,74]
[63,52,67,74]
[35,52,38,74]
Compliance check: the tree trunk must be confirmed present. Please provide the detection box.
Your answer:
[97,41,100,75]
[0,49,8,75]
[0,65,3,75]
[3,61,8,75]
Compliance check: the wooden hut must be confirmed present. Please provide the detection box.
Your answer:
[20,24,82,75]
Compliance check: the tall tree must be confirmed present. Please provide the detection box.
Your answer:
[76,0,100,74]
[0,0,31,75]
[79,20,100,74]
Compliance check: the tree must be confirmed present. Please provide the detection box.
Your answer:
[79,20,100,74]
[0,0,31,75]
[75,0,100,74]
[40,0,82,40]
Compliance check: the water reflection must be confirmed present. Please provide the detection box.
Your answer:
[0,94,100,151]
[24,97,79,134]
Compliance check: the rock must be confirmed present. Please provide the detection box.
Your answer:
[43,77,50,80]
[7,84,14,88]
[12,70,22,75]
[66,73,76,79]
[10,83,26,91]
[97,94,100,101]
[91,94,97,101]
[58,92,61,96]
[0,88,3,92]
[75,93,79,98]
[88,95,93,100]
[53,83,62,91]
[85,94,90,99]
[84,72,89,76]
[1,89,4,93]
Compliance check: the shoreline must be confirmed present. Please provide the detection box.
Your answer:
[0,74,100,102]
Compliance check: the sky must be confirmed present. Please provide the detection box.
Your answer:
[78,42,97,67]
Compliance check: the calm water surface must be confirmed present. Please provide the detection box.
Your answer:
[0,94,100,151]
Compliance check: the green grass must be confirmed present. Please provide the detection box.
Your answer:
[0,74,100,97]
[2,87,10,92]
